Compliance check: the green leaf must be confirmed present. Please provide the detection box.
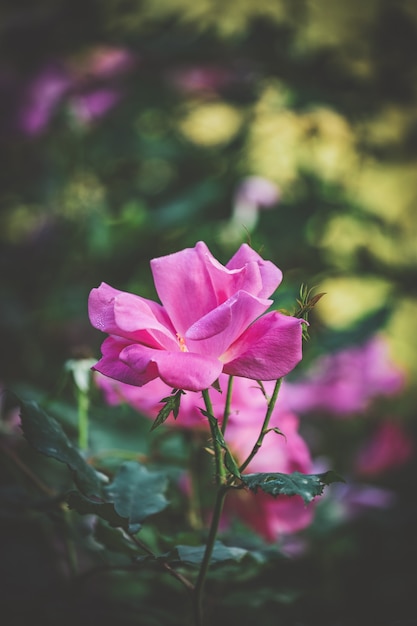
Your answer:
[175,541,248,566]
[19,399,103,498]
[67,461,170,534]
[151,389,185,431]
[66,491,130,530]
[104,461,169,534]
[200,409,241,478]
[241,470,344,504]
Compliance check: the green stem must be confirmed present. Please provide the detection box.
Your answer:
[78,389,89,451]
[62,511,79,577]
[202,388,226,486]
[221,375,234,435]
[191,389,230,625]
[239,378,282,473]
[193,486,228,626]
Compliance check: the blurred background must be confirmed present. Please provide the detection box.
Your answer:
[1,1,417,625]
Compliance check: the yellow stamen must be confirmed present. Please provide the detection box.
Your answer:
[176,333,188,352]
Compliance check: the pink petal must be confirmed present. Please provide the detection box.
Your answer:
[114,291,177,349]
[186,291,272,357]
[89,282,122,332]
[120,344,223,392]
[150,241,281,335]
[89,282,177,349]
[228,490,314,541]
[226,243,282,298]
[92,337,159,386]
[223,312,304,380]
[150,242,219,335]
[257,495,315,539]
[202,248,264,303]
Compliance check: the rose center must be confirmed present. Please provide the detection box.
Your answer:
[176,333,188,352]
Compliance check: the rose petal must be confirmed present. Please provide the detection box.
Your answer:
[89,282,177,349]
[114,292,177,349]
[120,344,223,391]
[226,243,282,298]
[150,241,281,335]
[202,249,263,303]
[89,282,123,333]
[92,337,158,386]
[186,291,271,357]
[223,312,304,380]
[234,493,314,541]
[150,242,218,335]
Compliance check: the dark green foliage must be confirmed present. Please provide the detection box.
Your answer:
[67,461,168,534]
[19,398,103,497]
[241,471,344,504]
[18,397,169,534]
[67,490,128,528]
[175,541,248,566]
[104,461,169,533]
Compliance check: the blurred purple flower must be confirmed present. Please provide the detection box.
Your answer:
[18,64,71,135]
[15,46,136,136]
[69,89,122,124]
[280,335,406,417]
[354,420,415,477]
[327,481,396,522]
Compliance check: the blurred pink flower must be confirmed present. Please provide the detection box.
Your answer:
[224,408,315,542]
[280,336,405,417]
[89,242,304,392]
[72,46,137,80]
[354,420,415,477]
[96,372,315,542]
[96,373,208,429]
[168,65,233,94]
[234,176,280,209]
[225,176,280,236]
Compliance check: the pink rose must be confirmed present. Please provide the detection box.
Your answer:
[89,242,304,392]
[280,336,405,417]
